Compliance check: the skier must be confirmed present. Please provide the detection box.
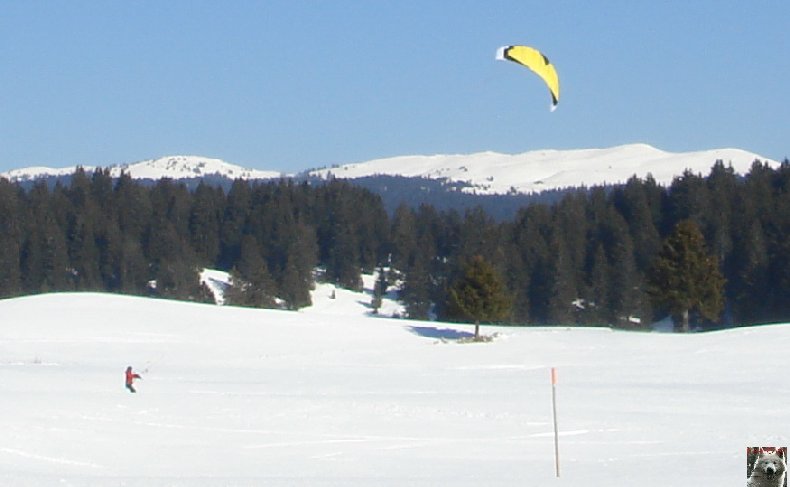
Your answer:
[125,366,142,393]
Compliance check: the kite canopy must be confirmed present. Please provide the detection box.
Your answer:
[496,45,560,111]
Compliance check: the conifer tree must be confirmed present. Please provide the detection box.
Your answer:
[219,180,252,269]
[704,161,738,260]
[729,217,769,323]
[447,255,511,339]
[225,235,276,308]
[585,243,609,324]
[118,237,149,293]
[545,231,577,324]
[278,223,317,309]
[647,220,725,331]
[0,180,22,297]
[612,176,662,272]
[401,258,433,320]
[21,182,70,292]
[665,171,710,232]
[371,266,387,313]
[389,204,417,271]
[513,204,553,324]
[189,182,223,266]
[63,171,101,289]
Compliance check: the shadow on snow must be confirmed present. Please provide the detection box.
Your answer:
[407,326,475,340]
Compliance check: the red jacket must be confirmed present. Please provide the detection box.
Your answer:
[125,367,141,385]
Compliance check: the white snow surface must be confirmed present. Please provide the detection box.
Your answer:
[308,143,778,194]
[1,289,787,485]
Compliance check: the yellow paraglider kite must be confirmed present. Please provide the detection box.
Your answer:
[496,45,560,111]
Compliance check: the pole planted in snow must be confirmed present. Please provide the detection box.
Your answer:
[551,367,560,478]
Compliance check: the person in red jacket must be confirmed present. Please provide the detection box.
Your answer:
[125,366,142,393]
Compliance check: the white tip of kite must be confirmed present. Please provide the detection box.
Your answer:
[495,46,507,60]
[550,104,558,112]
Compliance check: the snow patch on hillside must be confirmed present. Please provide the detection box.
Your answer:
[199,268,405,318]
[199,269,232,305]
[303,271,405,318]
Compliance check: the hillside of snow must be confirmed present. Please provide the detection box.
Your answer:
[112,155,283,181]
[308,144,778,194]
[0,289,787,485]
[2,144,778,196]
[1,155,282,183]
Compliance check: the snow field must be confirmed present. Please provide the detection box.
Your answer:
[0,292,788,485]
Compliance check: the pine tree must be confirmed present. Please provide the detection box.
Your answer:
[665,170,710,232]
[0,180,22,297]
[612,176,662,272]
[189,182,223,266]
[64,170,102,290]
[118,237,149,293]
[220,180,252,269]
[111,170,150,293]
[400,257,433,320]
[705,161,738,260]
[647,220,725,331]
[606,225,645,327]
[729,217,769,323]
[21,182,70,292]
[389,204,417,272]
[584,243,609,324]
[371,266,387,314]
[114,172,152,245]
[447,255,511,339]
[545,230,576,324]
[327,222,362,290]
[225,235,276,308]
[278,222,317,309]
[457,207,498,262]
[512,204,553,324]
[353,190,390,273]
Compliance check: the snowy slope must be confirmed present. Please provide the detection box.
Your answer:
[1,155,282,183]
[0,291,786,486]
[199,268,405,317]
[308,143,778,194]
[111,155,282,180]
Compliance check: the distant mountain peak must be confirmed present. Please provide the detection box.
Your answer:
[110,155,282,180]
[1,155,282,182]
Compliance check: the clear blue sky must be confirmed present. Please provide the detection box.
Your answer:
[2,1,788,173]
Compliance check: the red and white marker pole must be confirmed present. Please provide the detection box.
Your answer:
[551,367,560,478]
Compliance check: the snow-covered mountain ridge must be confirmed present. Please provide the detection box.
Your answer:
[1,155,282,183]
[307,143,779,194]
[1,144,778,195]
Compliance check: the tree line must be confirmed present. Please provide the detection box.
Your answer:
[0,159,788,330]
[0,170,388,309]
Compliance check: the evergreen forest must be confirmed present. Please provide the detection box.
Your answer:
[1,159,789,330]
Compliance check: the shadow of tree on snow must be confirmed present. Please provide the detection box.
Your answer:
[407,326,475,340]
